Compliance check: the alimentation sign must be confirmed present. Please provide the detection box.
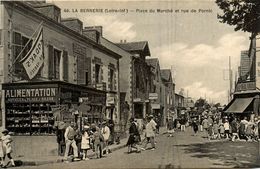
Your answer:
[5,88,57,103]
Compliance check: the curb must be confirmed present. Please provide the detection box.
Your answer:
[20,143,127,166]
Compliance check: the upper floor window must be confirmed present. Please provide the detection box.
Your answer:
[13,31,32,75]
[108,68,115,91]
[53,49,61,79]
[95,64,101,84]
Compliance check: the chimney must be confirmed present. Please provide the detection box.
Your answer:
[124,40,127,43]
[61,18,83,34]
[120,40,123,43]
[33,3,61,22]
[83,26,103,43]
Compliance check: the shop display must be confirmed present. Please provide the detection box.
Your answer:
[6,103,55,135]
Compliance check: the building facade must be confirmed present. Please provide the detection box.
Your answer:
[161,69,175,125]
[224,34,260,121]
[117,41,151,129]
[0,1,122,155]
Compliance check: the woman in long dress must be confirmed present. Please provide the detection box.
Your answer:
[126,118,140,153]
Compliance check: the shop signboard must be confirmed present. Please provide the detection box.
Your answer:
[235,81,256,92]
[5,87,58,103]
[149,93,158,100]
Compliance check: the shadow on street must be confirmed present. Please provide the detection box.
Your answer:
[173,140,260,168]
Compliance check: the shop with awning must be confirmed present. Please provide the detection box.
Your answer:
[224,97,254,113]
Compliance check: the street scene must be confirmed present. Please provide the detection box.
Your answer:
[0,0,260,168]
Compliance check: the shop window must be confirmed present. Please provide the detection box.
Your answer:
[95,64,101,84]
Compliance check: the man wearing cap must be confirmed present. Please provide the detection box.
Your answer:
[64,122,80,161]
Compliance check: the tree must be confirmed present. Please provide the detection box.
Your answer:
[216,0,260,35]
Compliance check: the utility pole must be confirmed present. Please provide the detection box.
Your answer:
[229,56,233,102]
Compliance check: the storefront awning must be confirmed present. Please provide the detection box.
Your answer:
[224,97,254,113]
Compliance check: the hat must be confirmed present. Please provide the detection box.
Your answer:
[2,129,9,134]
[149,114,154,118]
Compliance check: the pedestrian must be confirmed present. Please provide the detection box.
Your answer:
[108,119,115,145]
[91,126,104,159]
[239,120,247,140]
[64,122,80,162]
[155,117,160,134]
[245,123,254,142]
[167,118,174,137]
[230,118,240,142]
[224,119,230,140]
[202,116,209,139]
[212,121,219,139]
[191,117,199,136]
[1,129,15,167]
[101,121,111,155]
[126,118,141,153]
[81,127,90,160]
[180,117,186,132]
[141,115,156,151]
[219,123,225,139]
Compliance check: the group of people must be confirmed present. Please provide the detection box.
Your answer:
[191,115,260,142]
[63,121,112,162]
[126,115,158,153]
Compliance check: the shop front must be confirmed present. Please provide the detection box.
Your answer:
[1,81,106,157]
[224,92,260,121]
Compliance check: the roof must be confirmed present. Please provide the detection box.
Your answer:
[161,69,171,81]
[116,41,151,56]
[146,58,158,68]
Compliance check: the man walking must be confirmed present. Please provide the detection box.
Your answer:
[64,122,80,161]
[142,116,156,151]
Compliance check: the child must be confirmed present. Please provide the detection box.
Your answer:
[1,129,15,167]
[81,127,90,160]
[219,123,225,139]
[91,127,103,159]
[213,121,219,140]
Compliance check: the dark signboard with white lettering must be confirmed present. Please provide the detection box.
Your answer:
[5,88,58,103]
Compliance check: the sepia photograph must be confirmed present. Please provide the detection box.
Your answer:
[0,0,259,168]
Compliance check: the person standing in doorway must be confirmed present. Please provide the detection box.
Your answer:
[64,122,80,161]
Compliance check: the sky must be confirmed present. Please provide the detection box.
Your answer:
[49,0,251,105]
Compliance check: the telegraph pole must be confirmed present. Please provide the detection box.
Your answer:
[229,56,233,102]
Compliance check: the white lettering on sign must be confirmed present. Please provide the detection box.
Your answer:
[5,88,57,98]
[21,28,44,79]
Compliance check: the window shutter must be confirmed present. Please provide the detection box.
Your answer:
[48,45,54,79]
[108,69,111,90]
[63,50,68,81]
[100,67,103,82]
[114,72,117,91]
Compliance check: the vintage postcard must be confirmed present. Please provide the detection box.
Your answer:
[0,0,259,168]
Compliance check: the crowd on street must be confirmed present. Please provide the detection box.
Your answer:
[165,109,260,143]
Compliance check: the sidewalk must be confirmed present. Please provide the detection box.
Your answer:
[16,127,167,167]
[16,137,128,166]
